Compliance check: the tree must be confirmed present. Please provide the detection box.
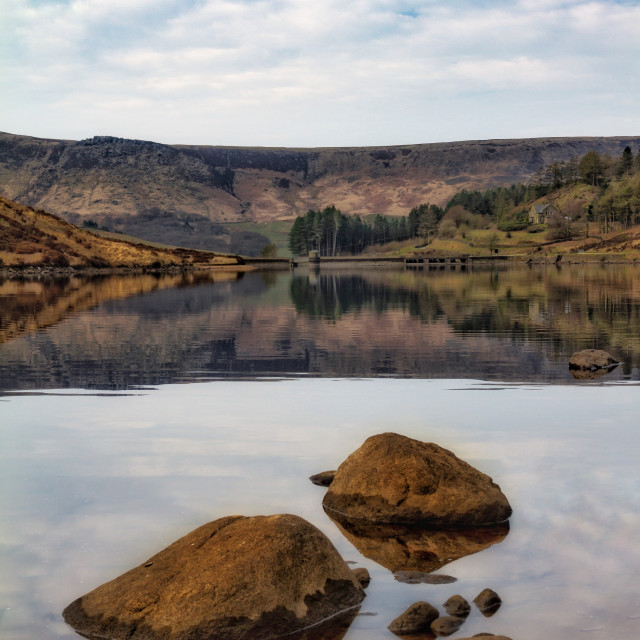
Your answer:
[288,217,309,255]
[418,207,439,242]
[259,243,278,257]
[579,151,604,187]
[619,146,634,178]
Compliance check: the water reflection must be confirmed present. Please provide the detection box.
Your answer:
[325,510,509,575]
[2,265,640,391]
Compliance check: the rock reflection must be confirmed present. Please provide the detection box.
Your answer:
[569,365,619,380]
[324,509,509,574]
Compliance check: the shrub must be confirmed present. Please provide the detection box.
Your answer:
[41,249,70,267]
[259,243,278,258]
[15,241,42,254]
[498,220,528,232]
[438,220,457,238]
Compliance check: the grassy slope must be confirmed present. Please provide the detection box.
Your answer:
[0,197,240,268]
[225,221,293,256]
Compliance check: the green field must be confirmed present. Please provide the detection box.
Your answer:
[225,221,293,257]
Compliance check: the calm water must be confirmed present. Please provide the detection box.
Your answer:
[1,265,640,640]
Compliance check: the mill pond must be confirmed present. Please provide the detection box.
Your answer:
[1,264,640,640]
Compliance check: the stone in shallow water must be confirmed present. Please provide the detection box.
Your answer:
[323,433,512,527]
[431,615,465,636]
[63,514,365,640]
[387,601,440,635]
[569,349,619,371]
[473,588,502,617]
[443,594,471,617]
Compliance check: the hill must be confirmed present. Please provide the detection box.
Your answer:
[1,131,639,252]
[0,197,241,270]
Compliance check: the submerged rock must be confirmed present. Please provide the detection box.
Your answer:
[388,601,440,635]
[63,514,365,640]
[394,571,457,585]
[457,635,513,640]
[569,349,619,371]
[309,470,337,487]
[443,594,470,618]
[474,588,502,617]
[323,433,512,527]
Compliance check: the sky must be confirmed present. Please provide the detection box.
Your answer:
[2,0,640,148]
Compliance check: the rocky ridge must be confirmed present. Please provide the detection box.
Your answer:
[2,131,639,251]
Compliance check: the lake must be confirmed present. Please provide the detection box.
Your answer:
[1,264,640,640]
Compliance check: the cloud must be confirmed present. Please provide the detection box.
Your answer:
[1,0,639,145]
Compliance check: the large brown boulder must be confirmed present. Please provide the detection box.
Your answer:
[323,433,512,527]
[63,514,365,640]
[569,349,619,371]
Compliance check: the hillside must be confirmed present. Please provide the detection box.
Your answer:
[1,131,639,252]
[0,197,240,269]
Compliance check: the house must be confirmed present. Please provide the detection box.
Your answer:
[529,202,559,225]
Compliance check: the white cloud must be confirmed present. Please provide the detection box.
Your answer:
[1,0,639,145]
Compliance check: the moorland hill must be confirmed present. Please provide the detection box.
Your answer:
[0,196,240,270]
[2,131,639,252]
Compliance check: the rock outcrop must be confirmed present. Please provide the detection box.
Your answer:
[63,514,364,640]
[323,433,512,527]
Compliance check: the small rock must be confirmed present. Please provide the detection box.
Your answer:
[388,601,440,635]
[431,615,465,636]
[323,433,512,527]
[474,588,502,616]
[569,349,619,371]
[443,594,470,617]
[352,568,371,588]
[309,470,337,487]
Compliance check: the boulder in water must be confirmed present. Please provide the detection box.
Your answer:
[569,349,619,371]
[323,433,512,527]
[63,514,365,640]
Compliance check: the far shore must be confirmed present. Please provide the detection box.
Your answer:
[2,253,640,280]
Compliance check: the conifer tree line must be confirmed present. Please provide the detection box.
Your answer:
[288,146,640,255]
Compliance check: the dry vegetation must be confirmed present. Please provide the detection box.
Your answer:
[0,197,240,269]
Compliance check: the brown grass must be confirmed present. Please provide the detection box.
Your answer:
[0,196,241,269]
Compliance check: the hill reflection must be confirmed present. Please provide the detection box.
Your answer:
[1,265,639,391]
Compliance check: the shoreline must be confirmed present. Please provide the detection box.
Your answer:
[2,254,639,280]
